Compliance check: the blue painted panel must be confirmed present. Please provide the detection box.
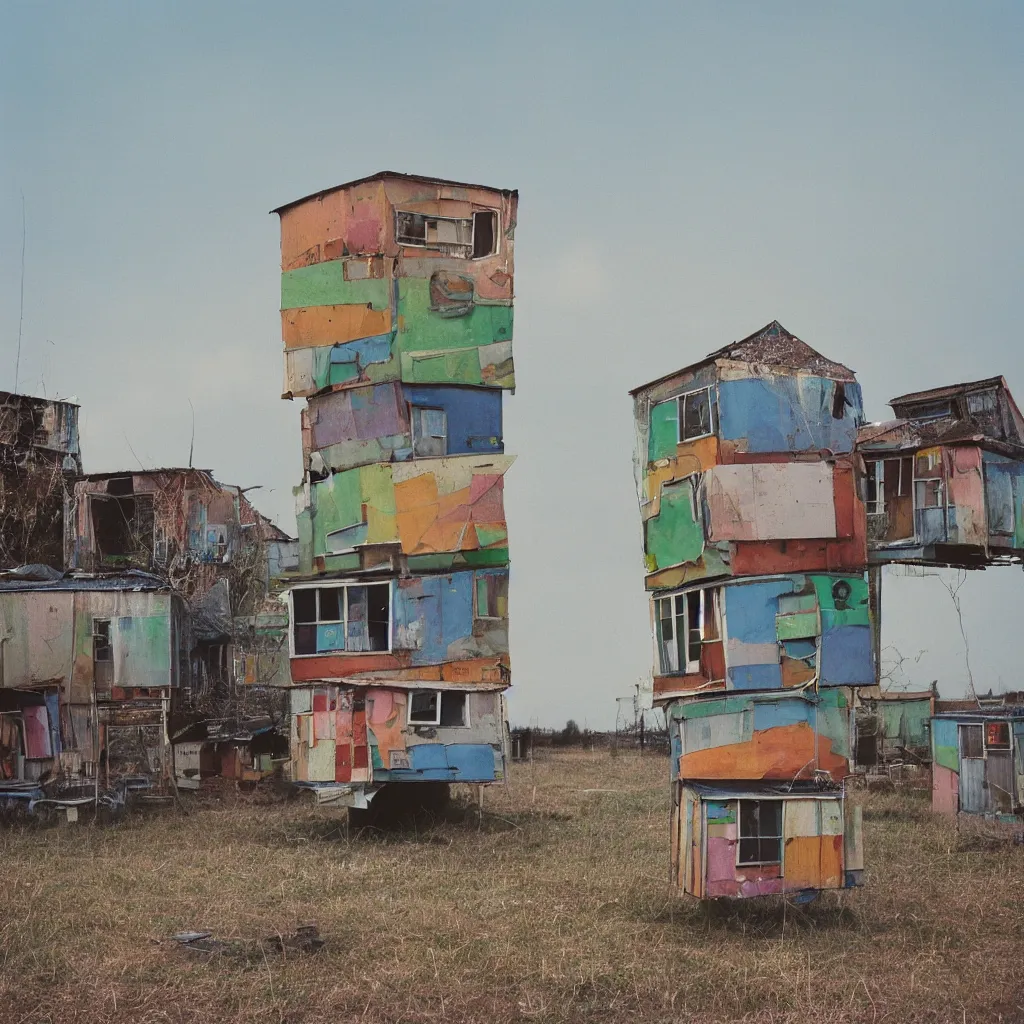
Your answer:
[325,522,369,550]
[394,571,476,665]
[44,691,61,755]
[316,623,345,652]
[445,743,498,781]
[729,663,783,690]
[818,625,873,685]
[782,639,817,660]
[752,698,811,731]
[329,334,393,367]
[725,579,797,643]
[404,384,503,454]
[718,377,862,454]
[932,717,959,769]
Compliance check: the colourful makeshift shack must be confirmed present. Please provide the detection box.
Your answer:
[858,377,1024,567]
[273,172,516,807]
[931,709,1024,822]
[632,322,872,899]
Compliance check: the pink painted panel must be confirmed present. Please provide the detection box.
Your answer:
[706,835,737,884]
[932,763,959,815]
[23,705,52,759]
[948,446,986,546]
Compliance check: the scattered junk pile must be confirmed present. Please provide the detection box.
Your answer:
[631,324,1024,899]
[0,400,298,818]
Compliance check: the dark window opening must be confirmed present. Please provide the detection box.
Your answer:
[439,691,467,727]
[679,389,713,442]
[738,800,783,865]
[408,689,467,727]
[106,476,134,496]
[472,211,496,258]
[292,589,317,624]
[409,690,439,724]
[831,382,847,419]
[396,212,427,245]
[91,494,155,563]
[686,591,701,666]
[93,619,112,662]
[908,400,952,421]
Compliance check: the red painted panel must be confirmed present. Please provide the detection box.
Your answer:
[290,653,405,682]
[352,706,368,771]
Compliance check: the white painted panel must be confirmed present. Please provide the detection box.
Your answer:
[705,463,836,541]
[783,799,819,838]
[820,800,843,835]
[682,709,752,754]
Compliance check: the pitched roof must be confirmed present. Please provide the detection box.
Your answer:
[889,376,1006,407]
[272,171,517,215]
[629,320,856,395]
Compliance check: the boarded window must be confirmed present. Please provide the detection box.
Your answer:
[678,388,714,442]
[738,800,783,865]
[960,724,984,758]
[472,211,497,258]
[93,619,112,663]
[915,478,943,509]
[291,583,390,656]
[967,391,997,414]
[411,406,447,457]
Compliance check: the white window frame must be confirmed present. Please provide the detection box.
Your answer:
[288,580,392,657]
[656,588,718,674]
[866,457,911,516]
[470,209,499,260]
[676,387,715,443]
[395,210,475,257]
[406,689,471,728]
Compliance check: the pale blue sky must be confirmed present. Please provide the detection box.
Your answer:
[2,2,1023,727]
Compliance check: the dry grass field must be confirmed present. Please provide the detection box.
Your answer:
[1,749,1023,1023]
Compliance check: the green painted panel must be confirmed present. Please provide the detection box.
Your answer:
[395,279,513,352]
[329,361,361,386]
[645,479,703,570]
[401,348,482,386]
[934,744,959,771]
[406,553,457,572]
[311,469,363,558]
[460,547,510,567]
[281,265,391,311]
[360,464,396,517]
[474,525,508,547]
[812,574,870,628]
[323,553,361,572]
[776,611,819,640]
[648,400,678,462]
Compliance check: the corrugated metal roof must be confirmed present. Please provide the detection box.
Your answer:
[271,171,518,215]
[629,320,856,395]
[0,569,170,593]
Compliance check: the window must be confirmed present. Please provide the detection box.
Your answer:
[395,211,473,256]
[655,589,717,674]
[831,382,847,420]
[472,211,497,258]
[411,406,447,457]
[291,583,390,656]
[677,388,714,442]
[475,573,509,619]
[967,390,997,415]
[93,619,112,662]
[738,800,783,865]
[915,478,943,509]
[907,400,952,421]
[985,721,1010,750]
[960,724,984,759]
[408,690,467,727]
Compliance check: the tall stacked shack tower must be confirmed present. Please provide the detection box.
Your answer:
[273,172,516,809]
[631,322,870,899]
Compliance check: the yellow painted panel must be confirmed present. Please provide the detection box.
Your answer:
[783,835,822,888]
[820,834,843,888]
[282,304,392,348]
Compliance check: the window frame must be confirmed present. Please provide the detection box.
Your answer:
[676,387,715,444]
[474,571,509,620]
[655,587,718,675]
[471,209,498,259]
[288,580,392,658]
[394,208,499,260]
[410,405,449,458]
[406,689,470,728]
[92,618,112,663]
[736,799,784,867]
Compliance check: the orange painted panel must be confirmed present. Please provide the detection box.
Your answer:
[783,835,821,888]
[820,834,843,888]
[290,653,404,682]
[678,723,849,782]
[282,304,392,349]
